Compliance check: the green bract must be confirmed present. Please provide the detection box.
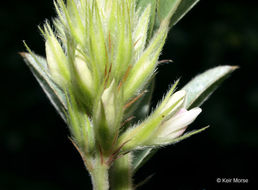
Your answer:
[21,0,237,189]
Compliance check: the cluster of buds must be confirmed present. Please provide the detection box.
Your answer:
[24,0,202,167]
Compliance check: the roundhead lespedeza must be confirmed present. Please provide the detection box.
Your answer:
[21,0,237,189]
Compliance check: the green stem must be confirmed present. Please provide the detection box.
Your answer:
[110,153,133,190]
[90,157,109,190]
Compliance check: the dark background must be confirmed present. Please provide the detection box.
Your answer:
[0,0,257,189]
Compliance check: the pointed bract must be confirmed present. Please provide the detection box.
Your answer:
[45,35,70,87]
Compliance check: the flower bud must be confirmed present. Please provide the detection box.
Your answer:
[45,35,70,87]
[93,81,123,153]
[156,107,202,140]
[72,49,94,111]
[101,80,116,128]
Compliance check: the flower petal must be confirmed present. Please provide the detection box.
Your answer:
[158,107,202,138]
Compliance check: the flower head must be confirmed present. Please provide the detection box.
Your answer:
[35,0,171,152]
[23,0,203,156]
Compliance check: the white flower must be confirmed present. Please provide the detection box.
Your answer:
[157,107,202,140]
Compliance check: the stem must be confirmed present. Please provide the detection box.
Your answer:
[110,153,133,190]
[90,157,110,190]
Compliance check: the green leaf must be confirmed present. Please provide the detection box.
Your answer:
[21,52,68,122]
[137,0,200,34]
[136,0,157,40]
[155,0,182,28]
[183,65,238,109]
[132,148,154,173]
[155,0,200,29]
[170,0,200,26]
[157,0,181,21]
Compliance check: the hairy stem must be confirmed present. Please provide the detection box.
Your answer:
[90,157,109,190]
[110,153,133,190]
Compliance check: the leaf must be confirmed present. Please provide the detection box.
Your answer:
[136,0,157,40]
[156,0,182,25]
[132,148,154,173]
[154,0,200,29]
[155,0,185,32]
[170,0,200,26]
[21,52,68,123]
[137,0,199,39]
[183,65,238,109]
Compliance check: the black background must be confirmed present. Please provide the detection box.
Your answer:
[0,0,258,189]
